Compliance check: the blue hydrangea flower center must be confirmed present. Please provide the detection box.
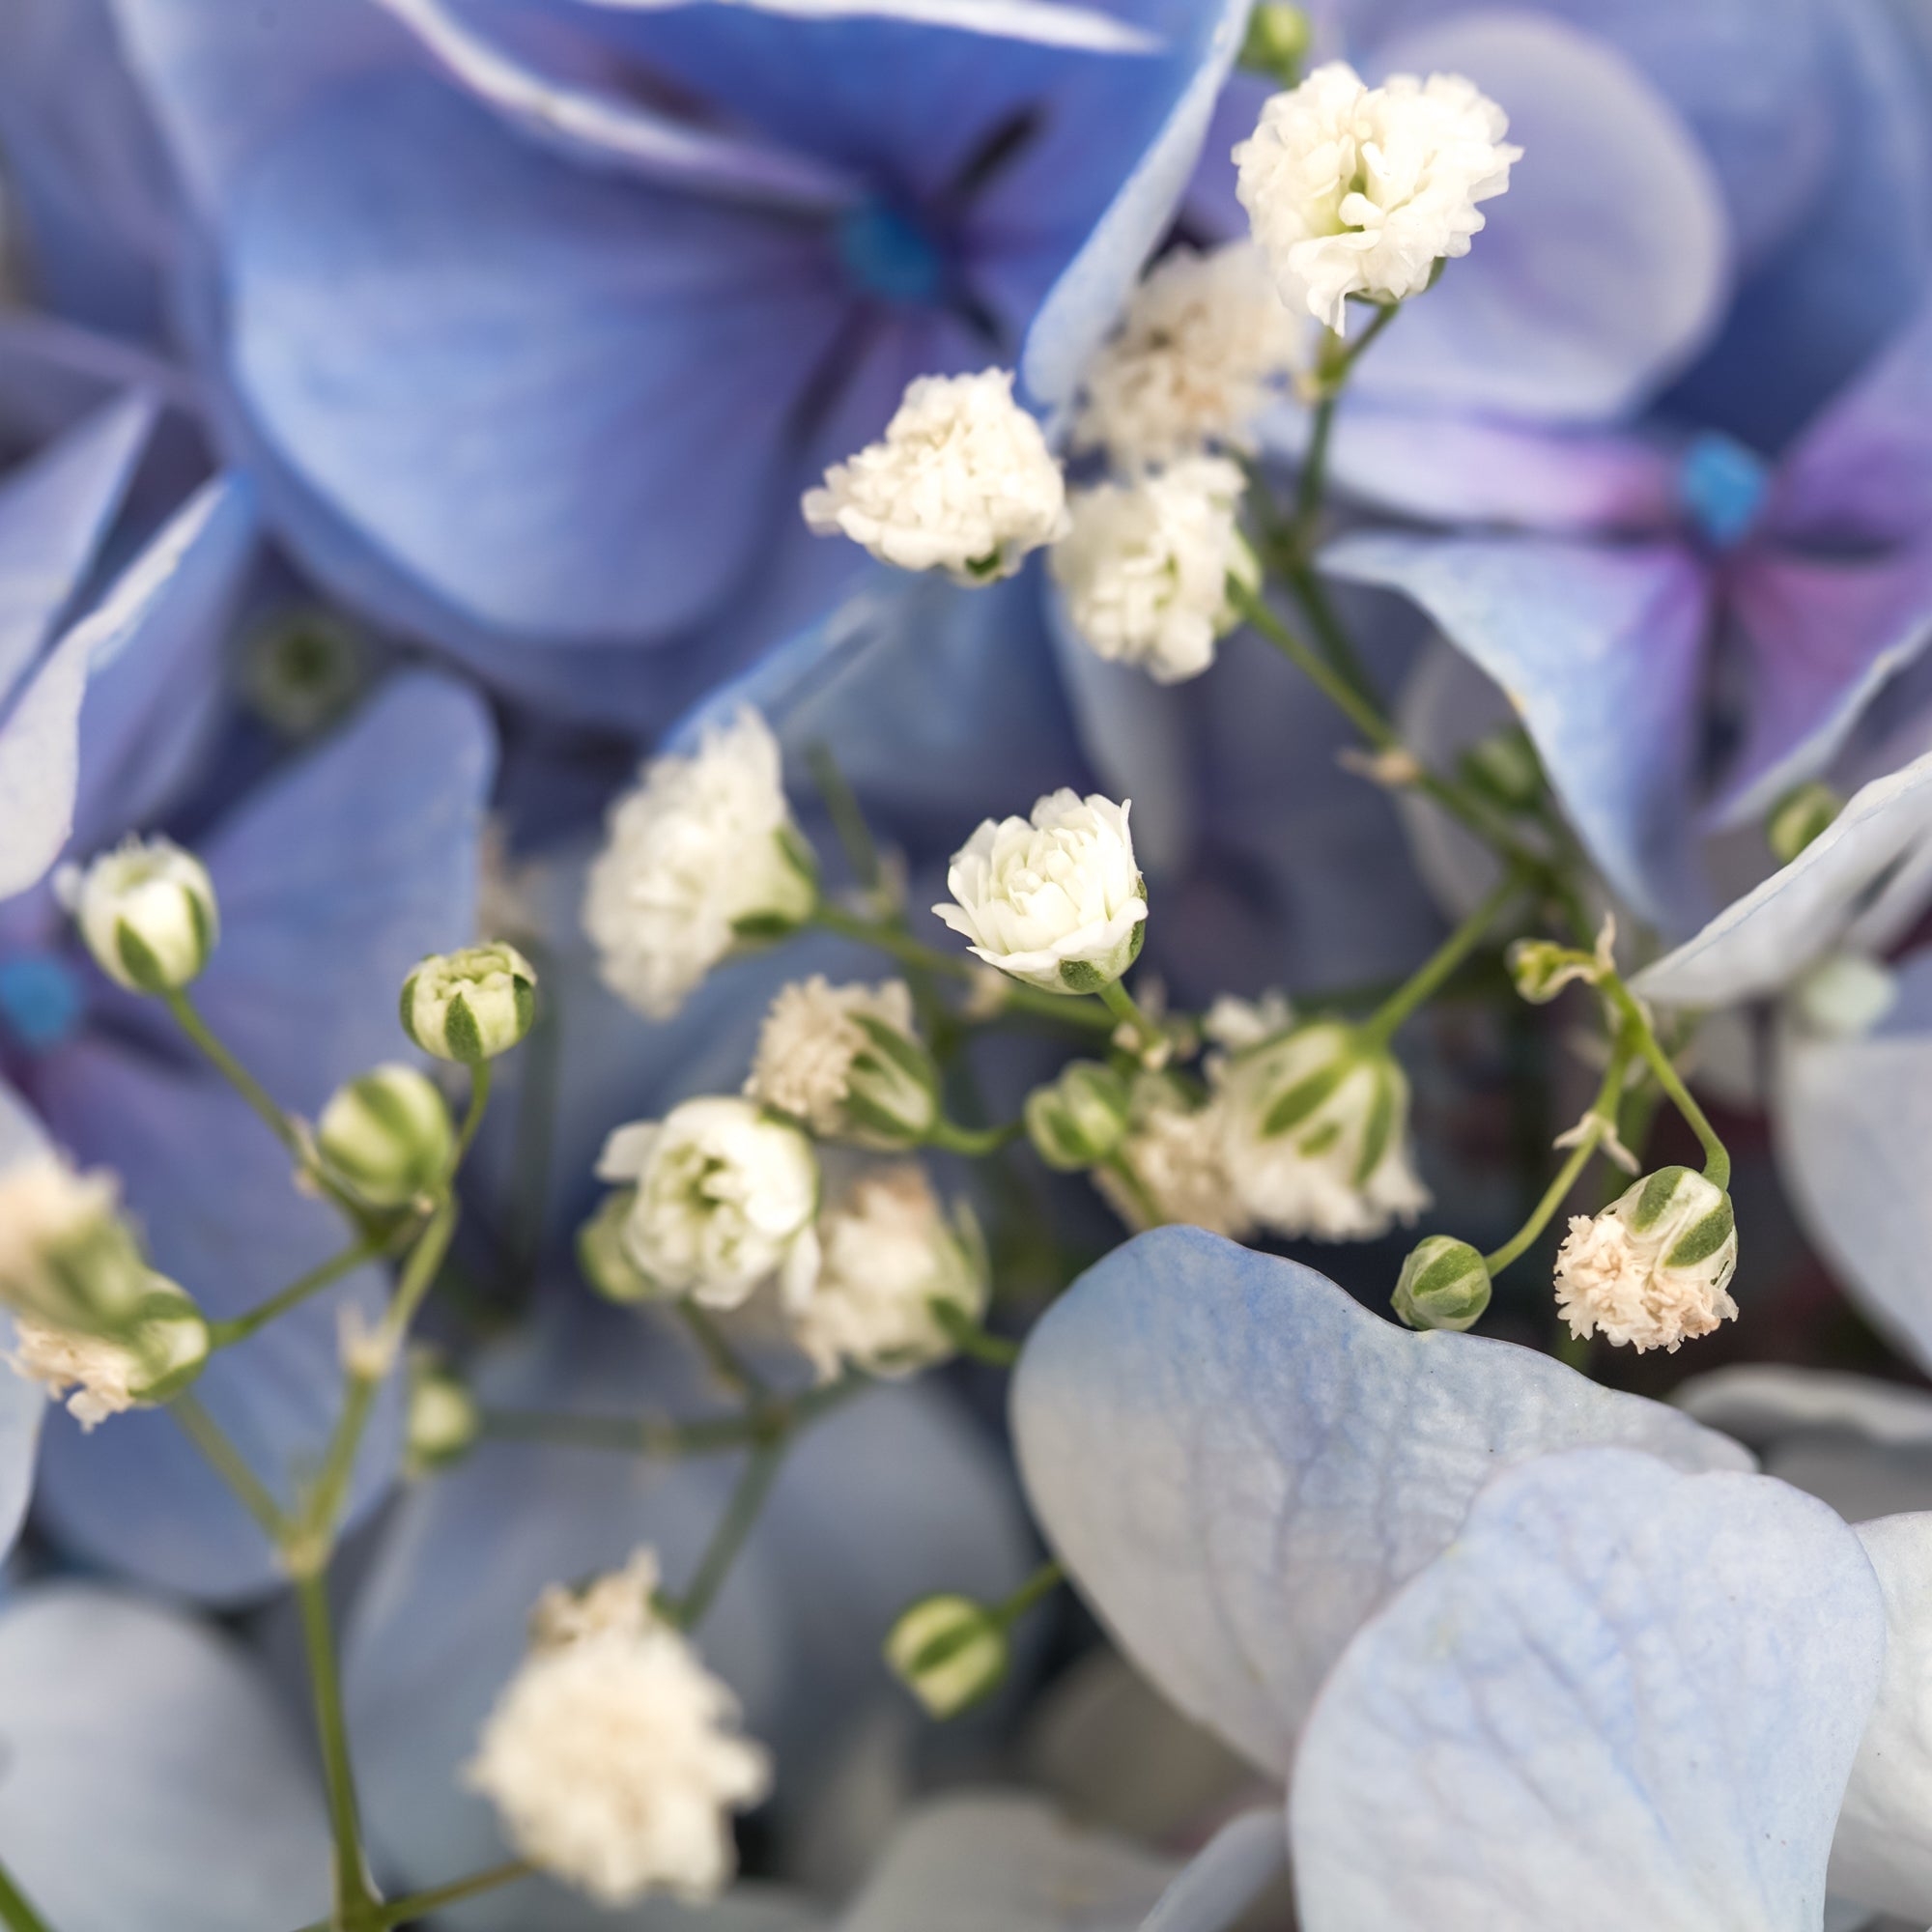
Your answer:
[1678,432,1772,551]
[837,200,946,305]
[0,952,84,1053]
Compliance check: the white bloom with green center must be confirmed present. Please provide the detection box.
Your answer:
[583,709,817,1022]
[803,369,1068,582]
[744,977,938,1148]
[596,1097,820,1311]
[1553,1165,1738,1354]
[936,789,1147,993]
[66,836,217,992]
[1072,241,1301,469]
[1213,1019,1429,1239]
[1235,61,1520,330]
[400,943,536,1062]
[468,1549,770,1906]
[1052,456,1259,685]
[316,1064,455,1208]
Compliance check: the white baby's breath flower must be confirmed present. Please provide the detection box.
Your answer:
[790,1164,985,1380]
[596,1098,820,1311]
[1235,61,1520,330]
[63,836,218,993]
[468,1549,770,1906]
[9,1321,145,1430]
[584,710,817,1021]
[1072,242,1301,469]
[1554,1166,1739,1354]
[1213,1020,1429,1239]
[936,789,1147,994]
[1201,988,1294,1051]
[802,369,1067,582]
[744,978,937,1147]
[1094,1078,1251,1239]
[1051,457,1260,685]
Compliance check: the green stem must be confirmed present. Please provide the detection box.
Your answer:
[808,740,883,893]
[1359,871,1523,1048]
[671,1433,789,1630]
[1098,1151,1165,1230]
[1605,981,1729,1189]
[987,1559,1065,1629]
[162,988,300,1154]
[168,1392,289,1544]
[480,1378,866,1459]
[1095,978,1157,1049]
[1292,304,1399,538]
[678,1303,769,1403]
[296,1570,376,1923]
[294,1861,534,1932]
[931,1299,1021,1368]
[0,1853,55,1932]
[455,1061,492,1163]
[209,1239,384,1350]
[926,1117,1023,1157]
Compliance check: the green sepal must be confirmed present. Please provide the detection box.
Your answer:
[441,989,485,1064]
[114,919,167,994]
[1665,1198,1736,1270]
[1263,1063,1347,1138]
[732,910,803,945]
[1631,1165,1693,1232]
[1351,1065,1397,1186]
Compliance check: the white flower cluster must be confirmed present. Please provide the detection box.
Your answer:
[1072,242,1300,470]
[744,976,937,1148]
[584,710,816,1022]
[1094,1077,1250,1240]
[1235,61,1520,330]
[468,1550,770,1905]
[803,369,1067,582]
[1051,456,1259,684]
[9,1321,147,1431]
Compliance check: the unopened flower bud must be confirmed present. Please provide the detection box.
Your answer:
[316,1064,456,1208]
[401,943,537,1063]
[1767,781,1843,865]
[406,1350,481,1475]
[1025,1062,1133,1171]
[577,1189,658,1305]
[1553,1166,1738,1354]
[884,1593,1009,1719]
[1458,726,1544,814]
[1239,3,1311,85]
[67,837,217,993]
[1509,916,1617,1006]
[1391,1235,1491,1331]
[745,979,938,1150]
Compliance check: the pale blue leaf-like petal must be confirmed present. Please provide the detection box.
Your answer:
[1634,752,1932,1009]
[1832,1513,1932,1920]
[0,1583,330,1931]
[575,0,1157,51]
[1321,530,1712,930]
[1011,1226,1750,1776]
[0,1078,45,1559]
[1141,1807,1286,1932]
[1290,1448,1885,1932]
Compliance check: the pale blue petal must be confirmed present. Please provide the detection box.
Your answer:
[1021,0,1250,408]
[0,393,154,701]
[0,1081,46,1561]
[192,668,494,1116]
[1011,1226,1751,1776]
[1321,531,1713,930]
[1634,751,1932,1009]
[1770,949,1932,1377]
[1141,1807,1286,1932]
[0,1583,330,1931]
[1290,1448,1885,1932]
[576,0,1157,51]
[1355,12,1730,424]
[1832,1513,1932,1920]
[31,1049,401,1603]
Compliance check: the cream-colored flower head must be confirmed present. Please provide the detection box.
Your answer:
[1213,1019,1429,1239]
[744,978,936,1147]
[1094,1077,1251,1239]
[10,1322,143,1430]
[1051,457,1259,685]
[468,1549,770,1906]
[1235,61,1520,330]
[1072,241,1301,469]
[791,1163,985,1380]
[937,789,1147,994]
[1553,1166,1738,1354]
[583,710,816,1022]
[802,369,1067,582]
[596,1098,820,1311]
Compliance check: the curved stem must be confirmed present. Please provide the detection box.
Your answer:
[1605,982,1729,1189]
[162,989,299,1153]
[209,1239,384,1350]
[1358,871,1523,1049]
[926,1117,1022,1157]
[0,1853,54,1932]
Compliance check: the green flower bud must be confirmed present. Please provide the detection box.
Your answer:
[1239,2,1312,85]
[241,607,370,739]
[883,1593,1009,1719]
[1391,1235,1492,1331]
[68,837,217,993]
[1458,725,1545,814]
[405,1351,480,1476]
[316,1064,456,1208]
[577,1188,660,1305]
[400,943,537,1063]
[1767,781,1843,865]
[1025,1061,1134,1171]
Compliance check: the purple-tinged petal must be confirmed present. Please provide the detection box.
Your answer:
[1011,1226,1750,1777]
[0,1584,331,1931]
[1290,1449,1885,1932]
[1715,544,1932,827]
[1634,751,1932,1009]
[31,1049,400,1604]
[193,669,494,1117]
[574,0,1159,51]
[0,393,154,700]
[226,72,847,640]
[0,314,200,444]
[1020,0,1250,409]
[1321,530,1713,930]
[1354,13,1730,425]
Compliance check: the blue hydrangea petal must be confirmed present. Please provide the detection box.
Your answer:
[0,1082,49,1565]
[0,1583,331,1930]
[1142,1806,1288,1932]
[1321,530,1713,931]
[1011,1226,1751,1776]
[1289,1448,1886,1932]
